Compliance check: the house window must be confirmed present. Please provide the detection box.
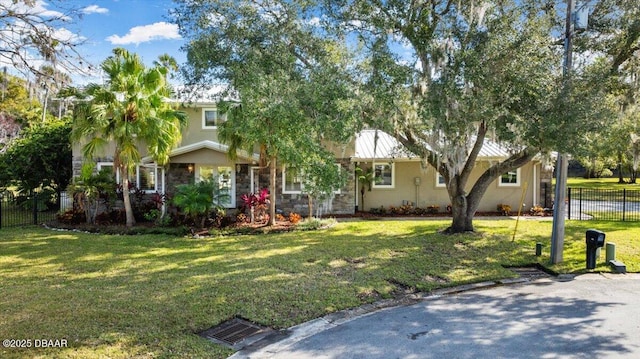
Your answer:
[436,173,446,188]
[196,165,235,207]
[198,165,215,181]
[137,165,157,192]
[283,167,304,194]
[217,166,235,208]
[372,162,394,188]
[202,109,225,129]
[96,162,163,193]
[97,162,115,175]
[282,164,343,194]
[499,168,521,187]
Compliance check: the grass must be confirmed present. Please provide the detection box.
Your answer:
[1,219,639,358]
[567,177,639,189]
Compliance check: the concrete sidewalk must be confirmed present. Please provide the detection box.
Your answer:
[231,273,640,359]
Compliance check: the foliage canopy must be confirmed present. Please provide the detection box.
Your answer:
[0,119,72,192]
[174,0,362,224]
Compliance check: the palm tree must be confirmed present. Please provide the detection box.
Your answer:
[153,53,178,80]
[72,48,187,227]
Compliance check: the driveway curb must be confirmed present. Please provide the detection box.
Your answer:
[229,272,580,358]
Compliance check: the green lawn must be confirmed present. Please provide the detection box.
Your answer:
[1,219,639,358]
[567,177,640,189]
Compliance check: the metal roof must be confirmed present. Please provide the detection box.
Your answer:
[168,84,237,105]
[353,129,512,161]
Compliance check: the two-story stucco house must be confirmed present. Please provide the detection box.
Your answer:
[71,91,553,217]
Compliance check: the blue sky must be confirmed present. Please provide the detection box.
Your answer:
[49,0,185,84]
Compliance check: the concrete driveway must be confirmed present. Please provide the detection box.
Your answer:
[231,273,640,359]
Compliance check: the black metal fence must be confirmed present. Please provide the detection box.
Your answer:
[567,187,640,221]
[0,190,69,229]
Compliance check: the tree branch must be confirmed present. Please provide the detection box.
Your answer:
[459,121,487,186]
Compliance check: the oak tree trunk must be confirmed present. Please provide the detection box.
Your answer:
[446,193,476,233]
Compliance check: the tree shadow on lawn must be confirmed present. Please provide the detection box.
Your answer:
[0,225,550,358]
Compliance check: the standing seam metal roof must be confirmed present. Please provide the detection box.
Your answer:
[353,129,512,160]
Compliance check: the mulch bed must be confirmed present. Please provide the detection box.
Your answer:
[45,210,551,236]
[46,219,300,236]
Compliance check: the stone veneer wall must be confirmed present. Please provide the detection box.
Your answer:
[74,158,357,215]
[165,163,194,195]
[235,164,251,209]
[72,155,83,179]
[72,155,115,178]
[270,159,355,216]
[165,163,252,213]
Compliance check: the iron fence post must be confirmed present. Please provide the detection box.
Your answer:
[567,187,572,220]
[32,190,38,225]
[579,187,583,220]
[623,188,627,222]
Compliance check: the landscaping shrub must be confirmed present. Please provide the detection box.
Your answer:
[288,212,302,224]
[414,207,426,215]
[369,206,387,215]
[497,204,512,216]
[236,212,249,223]
[426,205,440,214]
[296,217,336,231]
[240,188,270,223]
[67,166,117,225]
[56,209,86,224]
[529,205,545,216]
[171,176,228,229]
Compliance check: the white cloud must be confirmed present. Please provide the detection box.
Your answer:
[0,0,70,20]
[33,0,70,20]
[308,16,321,27]
[52,27,86,43]
[106,22,181,45]
[82,5,109,15]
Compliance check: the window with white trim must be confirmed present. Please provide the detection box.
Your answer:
[282,165,342,194]
[198,165,215,181]
[202,108,225,129]
[499,168,521,187]
[196,165,235,207]
[283,167,304,194]
[217,166,233,204]
[96,162,163,193]
[436,173,446,188]
[97,162,115,175]
[372,162,394,188]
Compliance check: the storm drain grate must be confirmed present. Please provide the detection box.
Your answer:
[510,266,552,280]
[199,318,267,347]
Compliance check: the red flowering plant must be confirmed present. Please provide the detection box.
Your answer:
[241,188,270,223]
